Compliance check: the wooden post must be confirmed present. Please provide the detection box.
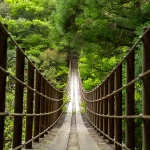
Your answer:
[100,84,103,136]
[39,76,45,137]
[125,50,135,149]
[142,27,150,150]
[103,80,108,139]
[13,48,25,149]
[44,81,49,130]
[25,62,35,148]
[108,73,114,144]
[115,64,122,150]
[0,24,8,150]
[34,70,41,142]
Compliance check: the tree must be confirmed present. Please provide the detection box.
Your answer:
[39,49,68,89]
[0,1,11,18]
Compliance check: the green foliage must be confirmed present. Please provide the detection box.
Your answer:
[47,0,150,92]
[5,0,55,20]
[0,2,11,17]
[79,55,119,90]
[80,100,86,114]
[1,0,69,88]
[76,0,150,90]
[1,17,50,61]
[62,93,70,112]
[49,0,82,50]
[1,0,53,64]
[39,49,68,89]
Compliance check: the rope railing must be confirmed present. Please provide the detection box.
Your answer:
[0,66,63,102]
[79,27,150,150]
[0,22,67,150]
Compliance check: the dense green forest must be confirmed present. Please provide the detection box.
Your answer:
[1,0,150,149]
[1,0,150,89]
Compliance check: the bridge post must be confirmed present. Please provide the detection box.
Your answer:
[125,50,135,149]
[115,64,122,150]
[34,70,41,142]
[39,76,45,138]
[54,90,57,124]
[0,24,8,150]
[96,87,100,132]
[48,85,52,128]
[25,61,35,148]
[142,27,150,150]
[60,92,63,116]
[51,88,54,128]
[52,89,55,127]
[108,73,114,144]
[98,87,101,134]
[89,94,92,123]
[13,48,25,149]
[86,93,90,120]
[89,94,91,122]
[52,89,55,125]
[48,84,51,128]
[100,84,104,136]
[103,79,108,139]
[44,81,49,130]
[93,91,96,128]
[92,93,95,125]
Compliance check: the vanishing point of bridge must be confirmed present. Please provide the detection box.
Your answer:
[1,23,150,150]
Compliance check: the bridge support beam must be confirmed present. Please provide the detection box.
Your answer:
[44,81,49,131]
[103,80,108,139]
[34,70,41,142]
[48,85,52,128]
[25,61,35,148]
[108,73,114,144]
[100,84,104,136]
[96,87,100,133]
[13,48,25,149]
[115,64,122,150]
[142,27,150,150]
[125,50,135,149]
[0,24,8,150]
[40,76,45,138]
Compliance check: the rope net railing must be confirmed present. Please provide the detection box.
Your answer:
[0,23,67,150]
[79,27,150,150]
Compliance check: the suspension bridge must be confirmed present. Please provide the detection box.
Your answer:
[0,23,150,150]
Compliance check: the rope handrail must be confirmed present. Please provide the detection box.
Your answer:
[80,69,150,102]
[0,103,64,117]
[79,26,150,150]
[85,113,131,150]
[85,104,150,119]
[0,66,63,101]
[13,113,62,150]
